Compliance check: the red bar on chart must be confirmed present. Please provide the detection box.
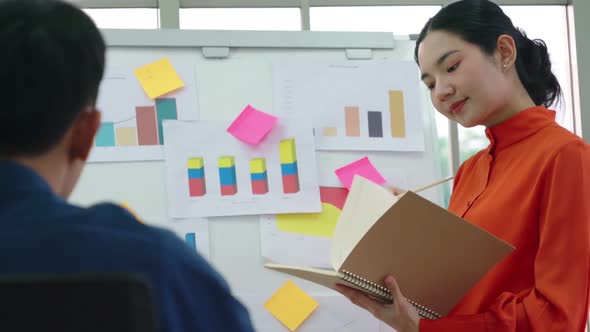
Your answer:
[136,106,159,145]
[188,178,206,197]
[282,174,300,194]
[220,184,238,196]
[251,180,269,195]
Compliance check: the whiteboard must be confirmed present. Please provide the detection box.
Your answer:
[70,29,443,332]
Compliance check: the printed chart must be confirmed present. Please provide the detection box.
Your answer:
[164,120,321,218]
[166,218,210,260]
[89,63,199,162]
[260,168,408,268]
[274,59,424,151]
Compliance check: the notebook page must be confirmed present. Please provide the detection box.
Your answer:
[330,176,398,270]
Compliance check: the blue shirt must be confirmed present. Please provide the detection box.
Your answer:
[0,161,255,332]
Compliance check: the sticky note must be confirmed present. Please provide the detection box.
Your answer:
[133,58,184,99]
[335,157,387,190]
[264,280,318,331]
[276,203,341,238]
[120,202,142,223]
[227,105,278,145]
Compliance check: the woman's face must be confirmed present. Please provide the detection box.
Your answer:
[417,30,512,128]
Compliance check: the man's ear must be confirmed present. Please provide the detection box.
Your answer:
[68,107,101,162]
[496,34,517,71]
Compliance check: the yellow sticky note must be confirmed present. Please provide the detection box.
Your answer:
[133,58,184,99]
[264,280,318,331]
[276,203,341,238]
[121,202,142,223]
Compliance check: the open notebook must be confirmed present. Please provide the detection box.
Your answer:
[265,176,514,319]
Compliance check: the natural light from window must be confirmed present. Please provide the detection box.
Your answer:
[310,6,440,35]
[82,9,159,29]
[179,8,301,30]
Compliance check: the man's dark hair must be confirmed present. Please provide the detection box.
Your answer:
[0,0,105,157]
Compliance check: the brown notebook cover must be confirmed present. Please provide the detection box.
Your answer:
[265,176,514,319]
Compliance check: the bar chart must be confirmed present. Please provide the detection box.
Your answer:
[95,98,178,148]
[164,120,320,217]
[183,140,302,198]
[273,59,424,151]
[89,63,198,162]
[320,90,406,140]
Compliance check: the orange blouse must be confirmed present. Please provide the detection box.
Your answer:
[420,106,590,331]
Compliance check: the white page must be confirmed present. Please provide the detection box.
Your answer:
[260,169,407,269]
[163,120,321,218]
[274,59,424,151]
[237,293,380,332]
[331,176,398,270]
[196,59,273,121]
[162,218,211,261]
[89,62,199,162]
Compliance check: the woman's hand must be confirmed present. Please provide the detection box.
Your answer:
[336,275,421,332]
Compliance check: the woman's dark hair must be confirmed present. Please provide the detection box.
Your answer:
[0,0,105,157]
[415,0,561,108]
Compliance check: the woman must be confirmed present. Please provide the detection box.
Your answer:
[336,1,590,331]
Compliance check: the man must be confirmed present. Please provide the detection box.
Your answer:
[0,0,254,330]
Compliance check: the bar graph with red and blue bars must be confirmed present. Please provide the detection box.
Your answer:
[279,138,300,194]
[187,157,206,197]
[219,156,238,196]
[250,158,269,195]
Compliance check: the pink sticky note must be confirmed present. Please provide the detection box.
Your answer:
[227,105,278,145]
[335,157,387,190]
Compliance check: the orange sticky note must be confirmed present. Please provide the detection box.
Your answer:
[264,280,318,331]
[133,58,184,99]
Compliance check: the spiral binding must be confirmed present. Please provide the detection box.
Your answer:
[340,269,441,320]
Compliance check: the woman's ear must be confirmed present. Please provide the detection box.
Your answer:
[496,34,517,72]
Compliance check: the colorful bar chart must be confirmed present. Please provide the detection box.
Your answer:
[344,106,360,137]
[250,158,269,195]
[279,139,300,194]
[94,98,178,148]
[367,111,384,138]
[136,106,159,145]
[389,90,406,138]
[156,98,178,145]
[218,156,238,196]
[95,123,115,147]
[188,157,206,197]
[185,232,196,251]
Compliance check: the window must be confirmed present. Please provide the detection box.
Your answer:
[179,8,301,30]
[83,8,159,29]
[310,6,440,34]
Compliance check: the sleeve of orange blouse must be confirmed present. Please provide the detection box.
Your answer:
[420,140,590,332]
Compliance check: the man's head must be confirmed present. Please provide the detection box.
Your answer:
[0,0,105,197]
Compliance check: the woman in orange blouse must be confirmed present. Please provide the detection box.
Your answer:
[336,1,590,331]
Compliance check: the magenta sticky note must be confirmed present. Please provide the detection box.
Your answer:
[335,157,387,190]
[227,105,278,145]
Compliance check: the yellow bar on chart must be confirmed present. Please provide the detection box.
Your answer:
[187,157,204,169]
[279,139,297,164]
[322,127,338,137]
[116,127,138,146]
[218,156,235,168]
[250,158,267,174]
[389,90,406,138]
